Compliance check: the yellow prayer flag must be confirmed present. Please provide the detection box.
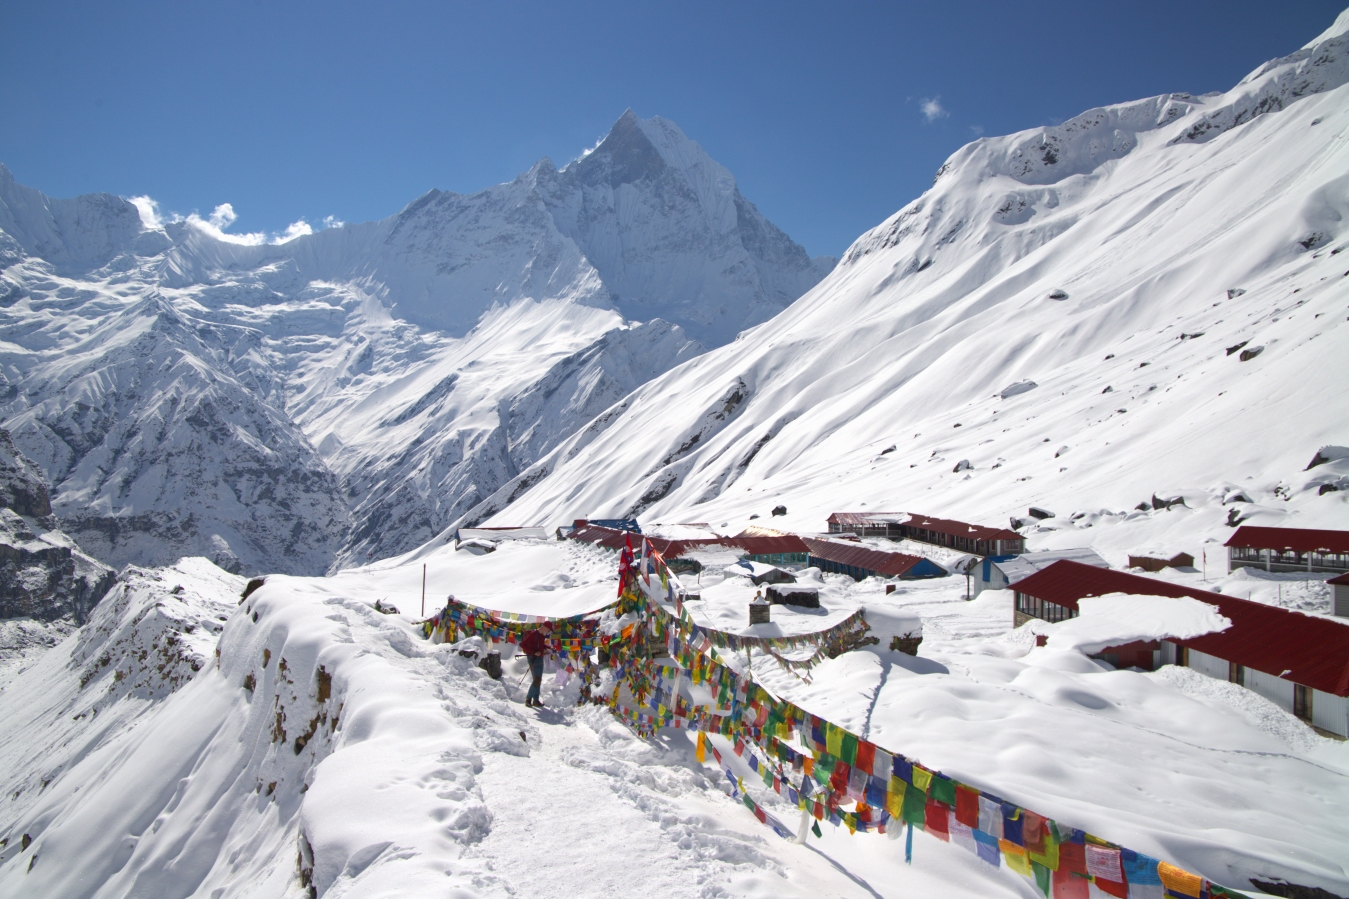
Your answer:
[1000,841,1032,876]
[826,724,843,756]
[1158,862,1203,897]
[696,731,707,763]
[911,766,932,792]
[887,779,906,818]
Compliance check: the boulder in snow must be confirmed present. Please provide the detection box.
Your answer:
[1000,380,1038,399]
[1239,345,1264,361]
[952,459,972,472]
[1306,446,1349,470]
[1028,507,1056,520]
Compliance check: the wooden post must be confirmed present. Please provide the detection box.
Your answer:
[421,564,427,618]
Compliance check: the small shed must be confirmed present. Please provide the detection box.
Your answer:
[724,560,797,587]
[765,584,820,609]
[1127,551,1195,572]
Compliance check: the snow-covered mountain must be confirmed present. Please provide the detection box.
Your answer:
[478,14,1349,558]
[0,112,831,574]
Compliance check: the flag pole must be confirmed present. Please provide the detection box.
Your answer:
[421,564,427,617]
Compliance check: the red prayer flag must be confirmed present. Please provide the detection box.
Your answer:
[1094,876,1128,898]
[855,740,876,774]
[1058,842,1088,875]
[955,785,980,828]
[1052,870,1089,899]
[925,799,951,841]
[1023,811,1047,853]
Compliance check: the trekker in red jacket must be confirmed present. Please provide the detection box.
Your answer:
[521,621,553,708]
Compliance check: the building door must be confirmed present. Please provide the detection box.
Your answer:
[1294,684,1313,722]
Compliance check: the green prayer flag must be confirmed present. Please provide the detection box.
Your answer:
[840,731,859,767]
[930,775,956,806]
[812,820,823,838]
[901,779,926,824]
[1032,862,1051,897]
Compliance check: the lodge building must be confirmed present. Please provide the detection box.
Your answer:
[1225,526,1349,574]
[1011,560,1349,737]
[826,512,1026,556]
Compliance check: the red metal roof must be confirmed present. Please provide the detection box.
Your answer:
[802,538,926,578]
[1329,573,1349,587]
[904,513,1023,543]
[826,512,904,526]
[569,525,637,551]
[732,535,810,556]
[1224,526,1349,554]
[569,528,809,561]
[1013,560,1349,696]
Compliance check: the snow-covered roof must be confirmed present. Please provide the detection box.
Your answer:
[995,547,1109,585]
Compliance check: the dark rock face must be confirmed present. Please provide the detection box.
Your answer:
[0,427,115,622]
[0,427,50,518]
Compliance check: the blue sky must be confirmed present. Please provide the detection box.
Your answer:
[2,1,1343,258]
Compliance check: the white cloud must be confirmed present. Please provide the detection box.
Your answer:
[969,124,984,137]
[207,203,238,230]
[128,195,163,229]
[920,97,949,123]
[186,205,268,245]
[275,220,313,243]
[130,198,329,246]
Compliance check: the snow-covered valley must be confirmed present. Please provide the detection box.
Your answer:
[0,9,1348,899]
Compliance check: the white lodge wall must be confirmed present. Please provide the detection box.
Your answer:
[1244,667,1295,709]
[1313,690,1349,737]
[1160,642,1349,738]
[1186,649,1230,682]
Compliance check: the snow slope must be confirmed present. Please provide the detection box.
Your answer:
[0,111,830,573]
[482,16,1349,568]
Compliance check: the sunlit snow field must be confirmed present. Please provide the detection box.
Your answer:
[6,536,1344,898]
